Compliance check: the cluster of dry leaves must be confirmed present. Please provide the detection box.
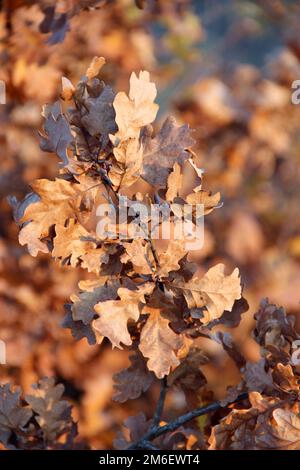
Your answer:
[1,0,300,451]
[4,56,300,450]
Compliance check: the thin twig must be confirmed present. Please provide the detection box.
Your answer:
[137,441,160,451]
[152,377,168,428]
[127,392,248,450]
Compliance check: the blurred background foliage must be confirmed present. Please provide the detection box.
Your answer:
[0,0,300,449]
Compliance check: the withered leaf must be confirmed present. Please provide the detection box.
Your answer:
[113,353,154,403]
[71,280,120,325]
[86,56,106,80]
[158,240,187,278]
[81,85,116,146]
[121,238,154,275]
[18,178,83,256]
[62,305,97,345]
[166,162,183,202]
[26,377,73,443]
[0,384,32,448]
[178,264,242,324]
[53,219,95,267]
[61,77,75,101]
[185,190,221,216]
[39,101,73,167]
[167,347,208,391]
[256,408,300,450]
[141,116,195,187]
[114,412,150,450]
[254,298,299,349]
[93,283,154,348]
[139,306,183,378]
[243,359,274,394]
[110,137,144,188]
[112,71,158,140]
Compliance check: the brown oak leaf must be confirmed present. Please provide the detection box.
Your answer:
[141,116,195,187]
[113,353,155,403]
[93,283,154,348]
[139,305,184,378]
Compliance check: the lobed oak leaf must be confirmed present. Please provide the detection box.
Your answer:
[178,263,242,324]
[53,219,95,267]
[18,178,83,256]
[243,359,274,394]
[121,238,154,275]
[39,101,73,167]
[112,70,158,140]
[185,190,221,216]
[110,137,144,188]
[81,85,116,146]
[166,163,183,202]
[93,283,154,349]
[62,304,97,345]
[167,347,208,392]
[141,116,195,187]
[256,408,300,450]
[157,240,187,278]
[113,353,155,403]
[214,332,246,368]
[114,412,150,450]
[0,384,32,448]
[210,297,249,329]
[272,363,300,396]
[208,406,258,450]
[81,245,117,274]
[139,305,184,379]
[71,280,120,325]
[25,377,74,443]
[253,298,299,350]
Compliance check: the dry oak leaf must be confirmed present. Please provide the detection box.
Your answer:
[167,347,208,391]
[185,190,221,216]
[0,384,32,448]
[25,377,73,443]
[141,116,195,187]
[166,162,183,202]
[209,392,279,450]
[255,408,300,450]
[71,280,120,325]
[53,219,95,267]
[179,263,242,324]
[110,137,144,188]
[253,298,299,350]
[39,101,73,167]
[139,305,184,379]
[243,359,274,394]
[81,85,116,144]
[157,240,187,278]
[114,412,150,450]
[112,71,158,141]
[121,238,154,275]
[62,304,97,345]
[272,363,300,396]
[93,283,154,349]
[61,77,75,101]
[19,178,83,256]
[113,353,155,403]
[81,245,116,274]
[86,56,106,80]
